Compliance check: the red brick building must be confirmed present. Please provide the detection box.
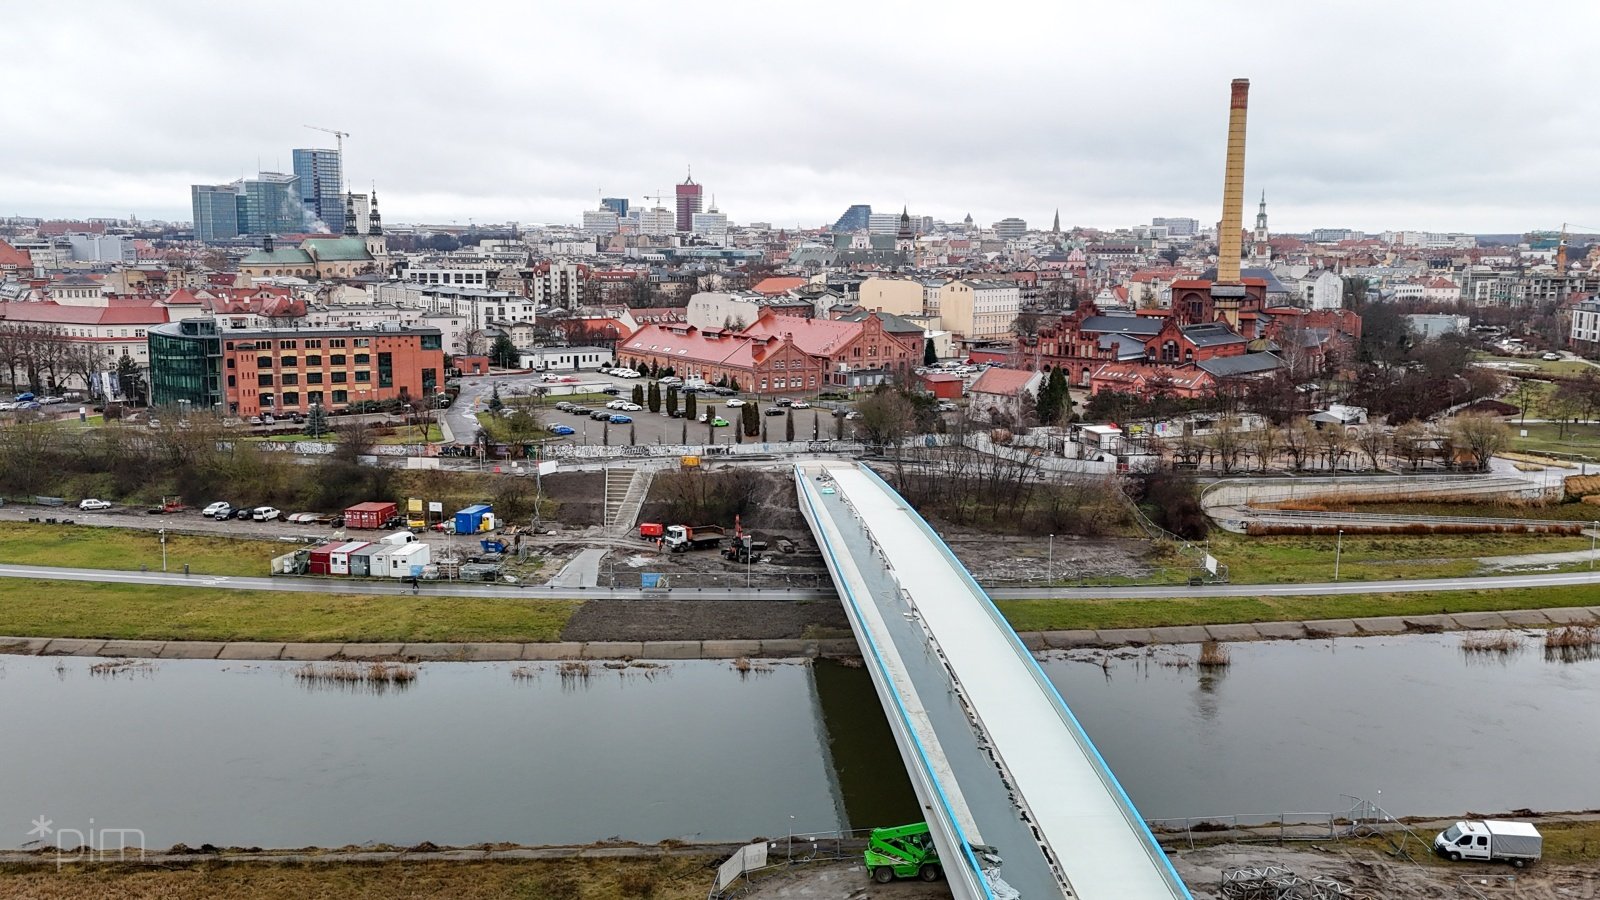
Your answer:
[222,325,444,416]
[1018,303,1249,387]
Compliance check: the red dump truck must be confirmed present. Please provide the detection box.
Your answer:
[663,524,724,552]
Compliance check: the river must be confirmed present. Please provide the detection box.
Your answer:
[2,632,1595,849]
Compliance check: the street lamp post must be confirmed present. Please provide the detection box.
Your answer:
[1048,533,1054,587]
[1591,522,1597,572]
[159,528,168,573]
[1333,528,1344,581]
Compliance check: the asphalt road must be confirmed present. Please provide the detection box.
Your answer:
[0,563,1594,601]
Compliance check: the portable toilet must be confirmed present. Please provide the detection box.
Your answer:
[387,541,431,578]
[307,541,342,576]
[454,504,493,535]
[329,541,369,576]
[349,543,383,577]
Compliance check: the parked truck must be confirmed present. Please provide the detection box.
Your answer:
[1434,820,1542,867]
[864,822,941,883]
[663,524,724,552]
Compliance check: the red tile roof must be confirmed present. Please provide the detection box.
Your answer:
[740,313,860,356]
[970,367,1038,396]
[0,300,170,326]
[751,276,808,296]
[0,239,30,269]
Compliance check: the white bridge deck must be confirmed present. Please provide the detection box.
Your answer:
[796,462,1191,899]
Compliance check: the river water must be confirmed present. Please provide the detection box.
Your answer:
[3,632,1596,849]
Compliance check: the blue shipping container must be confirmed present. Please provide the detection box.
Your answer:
[454,504,493,534]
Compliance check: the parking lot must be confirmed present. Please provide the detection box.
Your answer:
[452,371,851,448]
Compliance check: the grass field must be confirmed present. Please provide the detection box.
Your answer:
[1205,530,1593,583]
[0,580,578,643]
[997,583,1600,633]
[1506,421,1600,459]
[0,855,716,900]
[1473,351,1598,377]
[0,523,280,576]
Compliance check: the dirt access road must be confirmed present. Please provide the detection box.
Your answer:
[734,844,1600,899]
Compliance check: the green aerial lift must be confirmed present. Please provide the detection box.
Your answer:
[864,822,942,883]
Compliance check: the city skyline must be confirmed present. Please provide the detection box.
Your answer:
[3,2,1597,232]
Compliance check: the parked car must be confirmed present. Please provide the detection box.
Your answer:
[202,501,231,517]
[620,402,642,411]
[247,416,262,426]
[712,416,730,427]
[252,506,282,522]
[15,392,35,402]
[287,512,320,524]
[790,400,810,409]
[548,424,575,436]
[15,401,41,411]
[590,409,612,420]
[609,414,633,424]
[658,376,681,385]
[78,498,112,511]
[261,414,276,425]
[569,406,592,415]
[725,398,745,408]
[233,507,256,520]
[764,407,786,417]
[606,399,629,409]
[209,504,235,519]
[599,385,622,395]
[146,418,162,429]
[554,401,574,411]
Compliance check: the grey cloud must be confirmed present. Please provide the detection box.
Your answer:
[2,1,1597,232]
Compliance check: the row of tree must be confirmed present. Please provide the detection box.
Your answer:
[0,324,144,401]
[1146,413,1510,474]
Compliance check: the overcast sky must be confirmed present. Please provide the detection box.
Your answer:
[4,2,1596,234]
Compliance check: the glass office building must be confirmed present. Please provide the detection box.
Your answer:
[191,184,242,243]
[147,319,223,410]
[292,148,344,232]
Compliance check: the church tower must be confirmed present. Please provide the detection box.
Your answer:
[1250,190,1271,264]
[342,192,358,236]
[895,206,915,253]
[364,189,388,262]
[1051,208,1061,234]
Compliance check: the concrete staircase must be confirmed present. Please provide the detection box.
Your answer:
[605,466,656,535]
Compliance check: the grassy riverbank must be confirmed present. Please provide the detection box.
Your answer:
[997,584,1599,633]
[0,854,718,900]
[0,523,280,576]
[0,580,577,643]
[1206,531,1594,584]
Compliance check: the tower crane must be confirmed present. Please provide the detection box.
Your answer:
[303,125,349,156]
[1556,224,1600,274]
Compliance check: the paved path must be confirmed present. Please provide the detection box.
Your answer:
[1,563,1599,601]
[545,548,608,588]
[1478,547,1600,569]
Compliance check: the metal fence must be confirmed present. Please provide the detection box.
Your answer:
[1147,812,1338,850]
[706,828,873,899]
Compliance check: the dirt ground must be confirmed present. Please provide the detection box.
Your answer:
[1173,842,1600,899]
[733,843,1600,899]
[936,524,1157,584]
[559,599,852,642]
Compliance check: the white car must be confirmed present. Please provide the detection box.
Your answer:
[201,501,230,517]
[790,400,810,409]
[620,402,642,411]
[725,398,745,408]
[252,506,282,522]
[606,399,630,409]
[78,498,112,511]
[616,369,640,379]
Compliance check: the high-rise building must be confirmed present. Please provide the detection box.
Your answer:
[583,207,620,235]
[236,173,307,236]
[638,206,676,236]
[191,183,242,242]
[832,204,872,232]
[292,148,343,232]
[1152,217,1199,237]
[867,212,903,235]
[601,197,630,218]
[691,200,729,243]
[675,169,703,232]
[992,218,1027,240]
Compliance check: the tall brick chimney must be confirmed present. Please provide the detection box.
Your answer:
[1216,78,1250,286]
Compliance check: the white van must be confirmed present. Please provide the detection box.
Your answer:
[1434,821,1542,866]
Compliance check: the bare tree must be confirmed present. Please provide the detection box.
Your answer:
[1392,421,1430,471]
[1280,418,1316,471]
[1352,424,1390,471]
[1249,423,1281,473]
[1449,413,1510,471]
[1315,425,1351,473]
[1212,416,1244,474]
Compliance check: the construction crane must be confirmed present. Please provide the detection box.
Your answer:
[643,191,666,209]
[303,125,349,156]
[1556,224,1600,274]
